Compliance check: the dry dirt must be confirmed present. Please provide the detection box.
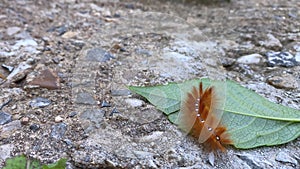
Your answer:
[0,0,300,168]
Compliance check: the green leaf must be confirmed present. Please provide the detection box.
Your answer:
[128,78,300,149]
[42,158,67,169]
[128,78,212,115]
[3,155,41,169]
[3,155,67,169]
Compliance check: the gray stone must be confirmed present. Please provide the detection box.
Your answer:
[75,92,97,105]
[79,109,105,123]
[0,98,12,110]
[109,108,119,116]
[295,52,300,62]
[266,51,297,67]
[275,151,298,165]
[14,31,32,39]
[63,139,73,147]
[13,39,38,50]
[90,3,104,12]
[237,53,264,64]
[12,39,39,54]
[29,97,51,108]
[51,122,67,139]
[62,31,77,39]
[29,123,40,132]
[133,151,155,159]
[138,131,164,143]
[0,51,15,57]
[56,25,67,36]
[237,154,263,169]
[2,120,21,133]
[86,48,115,62]
[259,34,282,50]
[100,101,111,108]
[111,89,131,96]
[71,40,85,49]
[221,57,236,67]
[293,44,300,52]
[125,98,144,107]
[267,74,298,89]
[135,48,153,57]
[0,111,12,125]
[208,152,215,166]
[231,155,252,169]
[0,144,14,161]
[6,27,21,36]
[79,109,105,132]
[6,61,32,82]
[68,111,78,117]
[1,64,14,72]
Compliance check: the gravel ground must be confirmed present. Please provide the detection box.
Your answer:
[0,0,300,168]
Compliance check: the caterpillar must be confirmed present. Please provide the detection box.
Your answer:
[177,82,232,152]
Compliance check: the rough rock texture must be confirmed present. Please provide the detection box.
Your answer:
[0,0,299,168]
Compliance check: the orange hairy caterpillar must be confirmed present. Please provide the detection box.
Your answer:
[177,82,232,152]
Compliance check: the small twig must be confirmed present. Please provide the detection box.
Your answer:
[0,98,12,110]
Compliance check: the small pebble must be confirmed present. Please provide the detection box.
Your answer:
[295,52,300,62]
[51,122,67,139]
[62,31,77,39]
[21,116,29,125]
[135,48,152,57]
[0,111,12,125]
[221,58,236,67]
[266,51,297,67]
[28,68,61,90]
[71,40,85,49]
[111,89,131,96]
[259,34,282,50]
[110,108,120,116]
[125,98,144,107]
[55,116,64,123]
[5,61,32,82]
[29,124,40,132]
[84,155,91,162]
[52,57,61,64]
[75,92,96,105]
[12,39,38,50]
[79,109,105,132]
[208,152,215,166]
[86,48,115,62]
[14,31,32,40]
[29,97,51,108]
[0,144,14,161]
[0,98,12,110]
[275,151,298,165]
[267,74,298,89]
[90,3,103,11]
[237,53,264,64]
[2,120,21,133]
[1,64,14,72]
[237,153,261,169]
[68,112,78,118]
[124,3,135,9]
[63,139,73,147]
[133,150,154,159]
[100,100,111,108]
[56,25,67,36]
[139,131,164,142]
[6,27,21,36]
